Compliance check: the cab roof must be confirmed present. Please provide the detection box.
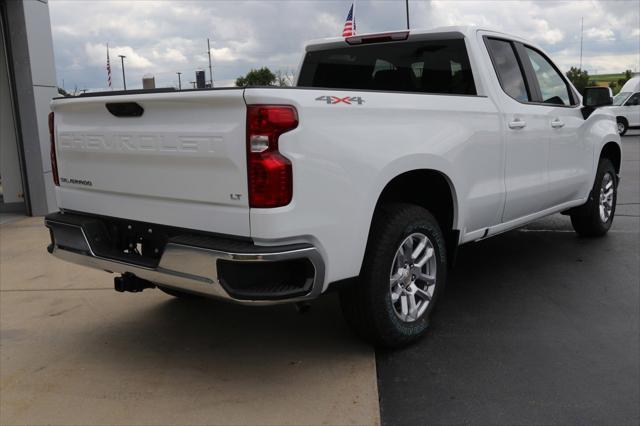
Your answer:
[305,26,528,51]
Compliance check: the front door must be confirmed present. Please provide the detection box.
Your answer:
[521,46,589,206]
[624,92,640,127]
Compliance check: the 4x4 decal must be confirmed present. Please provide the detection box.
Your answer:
[315,95,365,105]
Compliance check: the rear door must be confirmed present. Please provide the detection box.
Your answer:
[52,89,250,236]
[484,37,553,222]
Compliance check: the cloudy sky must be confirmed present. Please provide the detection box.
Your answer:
[49,0,640,92]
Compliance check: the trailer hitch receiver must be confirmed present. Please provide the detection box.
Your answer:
[114,272,155,293]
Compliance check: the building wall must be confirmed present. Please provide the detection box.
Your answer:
[3,0,58,215]
[1,16,24,206]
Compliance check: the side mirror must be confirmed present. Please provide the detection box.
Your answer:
[583,86,613,107]
[582,86,613,119]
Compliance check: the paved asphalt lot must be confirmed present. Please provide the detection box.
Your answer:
[377,134,639,425]
[0,135,638,425]
[0,225,378,424]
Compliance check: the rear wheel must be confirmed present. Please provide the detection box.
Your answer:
[570,158,617,237]
[340,203,447,348]
[617,118,628,136]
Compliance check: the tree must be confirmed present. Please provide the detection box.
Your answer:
[617,70,633,91]
[275,69,295,87]
[566,67,590,94]
[608,70,633,95]
[235,67,277,87]
[57,87,70,97]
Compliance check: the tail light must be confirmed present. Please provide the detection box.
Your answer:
[246,105,298,208]
[48,112,59,186]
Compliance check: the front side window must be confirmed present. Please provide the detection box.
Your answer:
[525,47,572,106]
[485,38,529,102]
[297,39,477,95]
[625,93,640,106]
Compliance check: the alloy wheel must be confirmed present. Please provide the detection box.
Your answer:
[599,172,614,223]
[389,232,437,322]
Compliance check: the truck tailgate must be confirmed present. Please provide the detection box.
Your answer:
[51,89,250,236]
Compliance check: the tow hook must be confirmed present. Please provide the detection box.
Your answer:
[114,272,155,293]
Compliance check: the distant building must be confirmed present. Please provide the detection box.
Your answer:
[196,70,206,89]
[1,0,57,216]
[142,74,156,89]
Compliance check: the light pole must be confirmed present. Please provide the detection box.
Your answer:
[207,38,214,87]
[118,55,127,90]
[176,72,182,90]
[579,17,584,70]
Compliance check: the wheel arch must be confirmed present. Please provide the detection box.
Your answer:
[367,169,460,266]
[600,141,622,174]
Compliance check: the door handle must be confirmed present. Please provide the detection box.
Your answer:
[551,119,565,128]
[508,119,526,129]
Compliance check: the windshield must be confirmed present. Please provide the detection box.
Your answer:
[613,92,632,106]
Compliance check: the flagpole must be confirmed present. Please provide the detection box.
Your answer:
[106,43,112,90]
[405,0,410,30]
[353,0,357,35]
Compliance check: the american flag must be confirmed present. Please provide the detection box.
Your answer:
[106,44,112,89]
[342,4,355,37]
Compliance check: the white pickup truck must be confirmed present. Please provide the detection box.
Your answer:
[46,27,621,347]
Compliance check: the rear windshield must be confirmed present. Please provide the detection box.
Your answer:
[297,39,477,95]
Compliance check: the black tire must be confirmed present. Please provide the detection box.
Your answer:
[617,117,628,136]
[158,286,201,299]
[339,203,447,348]
[570,158,617,237]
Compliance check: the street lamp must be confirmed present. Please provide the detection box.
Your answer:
[118,55,127,90]
[176,72,182,90]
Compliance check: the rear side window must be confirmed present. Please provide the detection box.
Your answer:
[485,38,529,102]
[297,39,477,95]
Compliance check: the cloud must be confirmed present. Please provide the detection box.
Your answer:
[554,50,640,74]
[152,48,187,64]
[85,43,153,69]
[210,47,239,63]
[49,0,640,92]
[530,19,564,44]
[584,27,616,41]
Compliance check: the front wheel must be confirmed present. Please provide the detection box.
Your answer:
[570,158,617,237]
[339,203,447,348]
[617,118,628,136]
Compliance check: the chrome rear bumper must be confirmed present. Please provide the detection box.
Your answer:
[45,213,325,305]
